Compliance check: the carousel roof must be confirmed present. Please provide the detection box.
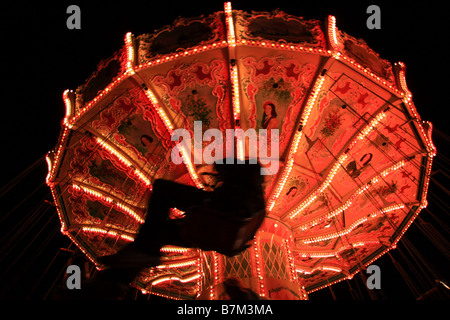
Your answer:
[46,2,435,297]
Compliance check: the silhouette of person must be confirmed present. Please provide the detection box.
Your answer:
[90,158,266,298]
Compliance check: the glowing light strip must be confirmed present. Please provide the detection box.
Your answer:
[411,117,437,158]
[48,184,67,231]
[224,2,236,48]
[224,0,243,162]
[225,2,241,125]
[392,201,428,247]
[124,32,136,75]
[338,53,401,95]
[160,246,190,253]
[136,41,228,70]
[298,251,334,259]
[371,159,406,182]
[327,15,340,52]
[304,239,389,293]
[143,290,182,300]
[295,160,406,230]
[81,226,135,242]
[95,137,151,186]
[287,153,348,220]
[66,31,135,128]
[46,127,70,183]
[195,255,202,298]
[267,131,301,212]
[295,240,381,259]
[230,65,241,120]
[419,153,434,208]
[296,265,342,275]
[300,76,326,127]
[156,259,198,270]
[357,112,386,140]
[421,121,437,157]
[144,89,174,132]
[323,266,342,273]
[45,154,53,184]
[344,111,387,151]
[62,89,73,126]
[136,40,328,73]
[72,184,145,223]
[67,74,128,126]
[175,142,203,188]
[143,89,203,189]
[397,62,412,103]
[267,75,325,211]
[300,204,405,244]
[150,272,201,286]
[239,38,328,55]
[346,244,396,282]
[253,237,266,297]
[327,15,402,94]
[63,231,99,267]
[210,252,219,299]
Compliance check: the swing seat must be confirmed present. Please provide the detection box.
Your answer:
[179,206,265,257]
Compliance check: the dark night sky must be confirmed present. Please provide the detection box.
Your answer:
[0,0,448,306]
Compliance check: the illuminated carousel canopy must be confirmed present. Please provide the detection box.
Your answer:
[46,2,435,299]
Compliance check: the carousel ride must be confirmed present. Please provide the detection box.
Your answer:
[46,2,436,299]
